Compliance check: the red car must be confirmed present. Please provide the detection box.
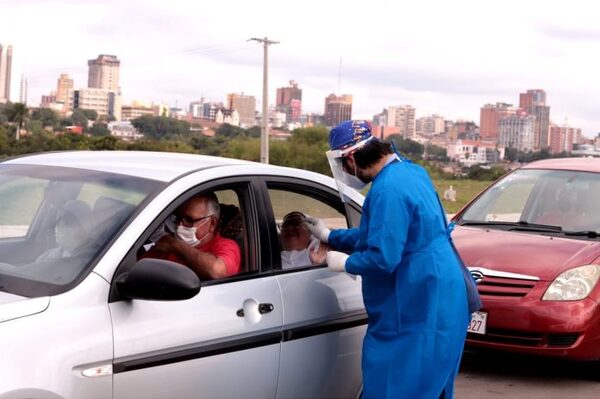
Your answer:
[452,157,600,360]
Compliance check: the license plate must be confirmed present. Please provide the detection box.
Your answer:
[467,311,487,335]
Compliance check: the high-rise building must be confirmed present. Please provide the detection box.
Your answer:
[387,105,416,137]
[324,94,352,127]
[0,44,13,102]
[227,93,257,127]
[67,88,121,121]
[498,110,535,152]
[88,55,120,92]
[56,73,74,104]
[189,99,205,118]
[519,89,546,108]
[519,89,550,150]
[549,123,582,154]
[276,81,302,123]
[479,103,515,140]
[372,106,416,138]
[19,75,28,104]
[416,114,445,135]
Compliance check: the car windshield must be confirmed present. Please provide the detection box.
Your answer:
[458,168,600,237]
[0,164,164,297]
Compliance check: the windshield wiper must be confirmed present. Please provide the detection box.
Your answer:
[509,221,562,233]
[563,230,600,238]
[457,220,562,232]
[457,221,517,226]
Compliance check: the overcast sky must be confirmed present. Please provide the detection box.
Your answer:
[2,0,600,137]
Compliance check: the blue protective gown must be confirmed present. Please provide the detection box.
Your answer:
[329,159,470,399]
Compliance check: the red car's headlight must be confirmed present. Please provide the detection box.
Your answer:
[542,265,600,301]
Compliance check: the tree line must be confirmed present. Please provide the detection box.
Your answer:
[1,102,541,181]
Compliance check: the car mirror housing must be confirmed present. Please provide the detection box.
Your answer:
[116,258,201,301]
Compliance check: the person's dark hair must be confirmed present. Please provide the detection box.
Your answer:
[281,211,306,230]
[218,204,242,239]
[352,139,393,169]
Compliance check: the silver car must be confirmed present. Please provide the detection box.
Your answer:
[0,151,365,399]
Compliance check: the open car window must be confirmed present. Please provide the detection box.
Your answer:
[267,187,348,270]
[128,183,257,291]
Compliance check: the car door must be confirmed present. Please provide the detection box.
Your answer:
[259,178,366,399]
[109,179,283,399]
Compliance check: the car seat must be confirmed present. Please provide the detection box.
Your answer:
[91,196,136,244]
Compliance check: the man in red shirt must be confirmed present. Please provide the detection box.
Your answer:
[143,192,241,280]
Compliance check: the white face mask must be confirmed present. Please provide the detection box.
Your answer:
[176,225,200,246]
[343,171,368,190]
[343,156,370,191]
[175,217,212,247]
[281,249,312,269]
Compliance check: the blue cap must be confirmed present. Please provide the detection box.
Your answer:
[328,120,373,151]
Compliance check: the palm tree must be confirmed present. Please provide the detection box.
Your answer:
[6,102,28,141]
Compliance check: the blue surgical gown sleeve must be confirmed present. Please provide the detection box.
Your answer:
[345,189,411,275]
[328,227,360,253]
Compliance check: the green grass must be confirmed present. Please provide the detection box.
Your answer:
[432,179,492,214]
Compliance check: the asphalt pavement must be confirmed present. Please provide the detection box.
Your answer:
[455,349,600,398]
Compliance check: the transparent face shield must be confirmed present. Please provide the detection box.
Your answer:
[326,136,373,203]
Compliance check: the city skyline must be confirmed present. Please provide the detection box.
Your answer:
[2,0,600,137]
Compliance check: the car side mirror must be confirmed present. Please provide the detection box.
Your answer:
[116,258,200,301]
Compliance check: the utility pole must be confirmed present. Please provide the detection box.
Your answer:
[249,37,279,164]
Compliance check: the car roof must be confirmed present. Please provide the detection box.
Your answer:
[521,157,600,173]
[2,151,365,206]
[3,151,263,182]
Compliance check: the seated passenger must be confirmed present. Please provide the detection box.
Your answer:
[535,187,583,228]
[218,204,243,241]
[280,211,328,269]
[141,192,241,280]
[37,200,93,261]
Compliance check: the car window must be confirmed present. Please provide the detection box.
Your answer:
[77,181,148,208]
[527,171,600,231]
[267,188,347,270]
[461,170,537,223]
[460,169,600,233]
[135,185,254,282]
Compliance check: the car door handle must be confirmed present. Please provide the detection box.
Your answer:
[236,303,274,317]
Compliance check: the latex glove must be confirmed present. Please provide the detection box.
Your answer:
[326,251,349,272]
[308,238,329,265]
[304,216,331,243]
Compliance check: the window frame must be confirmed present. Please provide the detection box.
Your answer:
[110,176,272,302]
[257,176,360,274]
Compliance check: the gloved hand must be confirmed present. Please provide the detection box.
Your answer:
[326,251,349,272]
[308,238,329,265]
[304,216,331,243]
